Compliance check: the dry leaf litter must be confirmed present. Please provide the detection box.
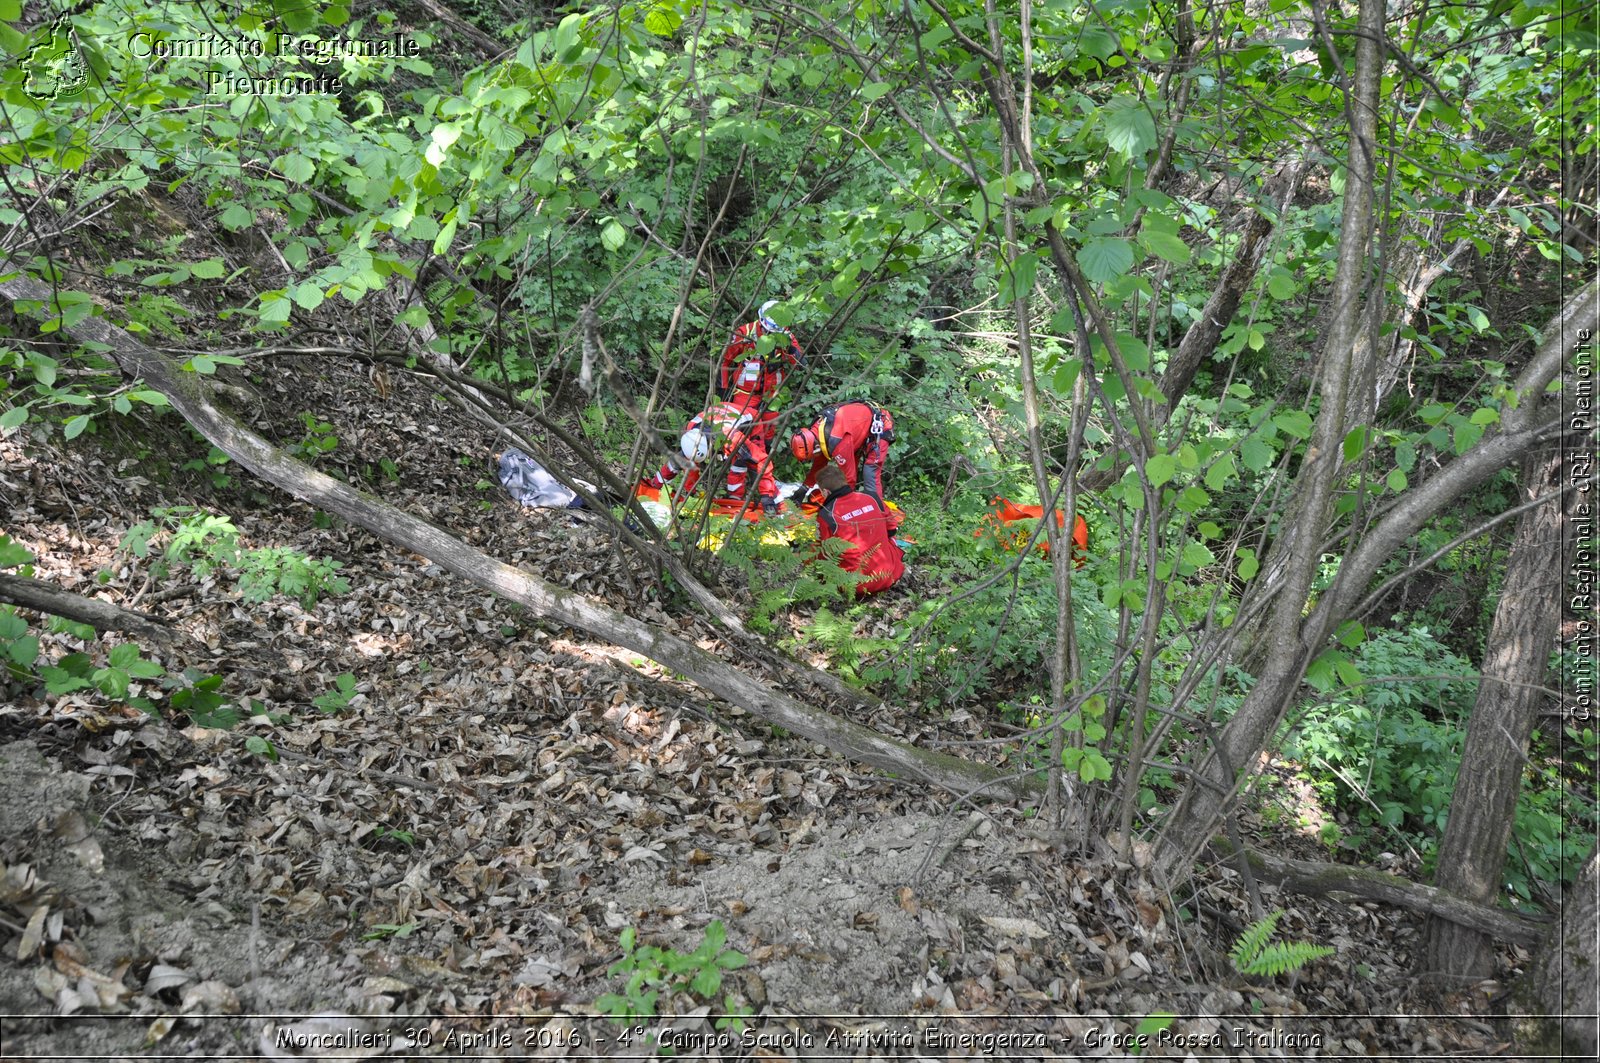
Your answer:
[0,357,1518,1059]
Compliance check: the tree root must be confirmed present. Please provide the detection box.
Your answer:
[1208,837,1551,946]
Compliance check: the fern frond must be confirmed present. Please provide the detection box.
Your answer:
[1228,909,1284,971]
[1230,909,1332,977]
[1237,941,1335,977]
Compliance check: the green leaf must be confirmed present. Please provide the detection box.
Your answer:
[1266,270,1296,300]
[30,355,58,388]
[63,414,91,439]
[1137,1014,1177,1038]
[859,80,891,101]
[0,535,32,569]
[1236,548,1259,580]
[1102,97,1157,158]
[259,294,292,325]
[96,666,130,700]
[108,643,140,669]
[1342,426,1371,464]
[1205,454,1236,491]
[1140,227,1191,264]
[600,219,627,253]
[1420,402,1450,425]
[1077,238,1134,284]
[1000,250,1039,305]
[482,117,526,151]
[832,260,863,296]
[1114,333,1151,372]
[41,666,91,695]
[432,217,458,256]
[291,282,325,311]
[1146,453,1177,487]
[1272,410,1313,439]
[6,634,38,667]
[48,614,96,639]
[689,968,719,997]
[189,259,226,280]
[426,123,462,166]
[219,204,253,231]
[1337,621,1365,648]
[1394,439,1415,471]
[1386,468,1407,492]
[0,405,27,430]
[643,5,682,34]
[1176,485,1210,512]
[279,154,315,183]
[1235,438,1273,473]
[553,11,583,60]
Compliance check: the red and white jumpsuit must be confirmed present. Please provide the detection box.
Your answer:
[717,319,803,445]
[640,402,779,505]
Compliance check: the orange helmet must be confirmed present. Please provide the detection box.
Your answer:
[790,427,822,461]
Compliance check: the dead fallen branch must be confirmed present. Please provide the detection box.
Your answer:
[0,571,192,648]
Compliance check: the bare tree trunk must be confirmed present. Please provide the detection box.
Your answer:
[1152,0,1386,886]
[1422,445,1567,986]
[410,0,503,58]
[988,0,1086,828]
[1511,849,1599,1059]
[1158,155,1308,416]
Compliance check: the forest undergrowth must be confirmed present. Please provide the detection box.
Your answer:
[1,0,1593,1054]
[0,353,1543,1059]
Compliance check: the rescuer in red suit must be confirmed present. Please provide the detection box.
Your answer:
[717,299,803,447]
[638,402,780,514]
[813,464,905,596]
[790,399,898,528]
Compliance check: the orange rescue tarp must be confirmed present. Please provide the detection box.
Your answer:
[979,497,1088,566]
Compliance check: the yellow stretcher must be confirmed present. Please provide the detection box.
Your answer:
[631,488,901,552]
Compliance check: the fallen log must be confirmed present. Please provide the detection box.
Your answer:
[1209,838,1551,946]
[0,571,191,648]
[1,274,1038,802]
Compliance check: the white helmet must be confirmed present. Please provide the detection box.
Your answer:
[680,428,711,463]
[758,299,781,331]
